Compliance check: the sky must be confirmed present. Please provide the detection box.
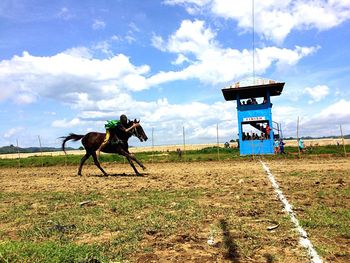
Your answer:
[0,0,350,148]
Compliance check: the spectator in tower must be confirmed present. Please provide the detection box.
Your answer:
[260,132,265,140]
[262,96,268,104]
[265,124,271,139]
[255,133,259,140]
[246,133,251,140]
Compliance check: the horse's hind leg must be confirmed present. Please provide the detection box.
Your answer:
[78,152,91,176]
[91,152,108,176]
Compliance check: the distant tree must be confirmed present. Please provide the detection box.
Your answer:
[79,146,84,150]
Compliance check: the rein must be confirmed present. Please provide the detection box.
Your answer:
[130,125,139,138]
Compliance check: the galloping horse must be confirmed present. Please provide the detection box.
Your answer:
[61,119,148,176]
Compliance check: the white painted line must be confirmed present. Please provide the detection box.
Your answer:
[260,161,323,263]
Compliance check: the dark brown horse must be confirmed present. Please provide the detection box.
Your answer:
[61,119,148,176]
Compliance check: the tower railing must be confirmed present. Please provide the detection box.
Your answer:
[272,121,282,139]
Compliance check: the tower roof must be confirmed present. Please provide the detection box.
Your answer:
[222,82,285,101]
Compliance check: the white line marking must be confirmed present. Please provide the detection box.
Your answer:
[260,161,323,263]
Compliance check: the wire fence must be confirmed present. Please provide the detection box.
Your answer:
[1,121,349,164]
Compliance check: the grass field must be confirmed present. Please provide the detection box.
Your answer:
[0,149,349,262]
[0,145,349,168]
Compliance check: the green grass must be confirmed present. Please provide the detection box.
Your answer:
[1,145,349,168]
[0,241,107,263]
[299,204,350,258]
[279,165,350,260]
[1,150,349,261]
[0,189,206,262]
[299,200,350,239]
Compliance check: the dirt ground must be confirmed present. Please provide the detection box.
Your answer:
[0,158,349,262]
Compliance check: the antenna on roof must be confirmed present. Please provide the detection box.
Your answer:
[252,0,255,85]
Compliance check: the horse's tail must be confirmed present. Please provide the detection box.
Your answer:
[60,133,85,154]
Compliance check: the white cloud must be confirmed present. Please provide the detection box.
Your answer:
[172,54,191,65]
[0,19,317,112]
[164,20,216,54]
[51,97,237,144]
[63,47,93,58]
[272,105,301,124]
[304,85,329,103]
[14,93,37,104]
[165,0,350,43]
[52,118,84,128]
[151,34,166,51]
[0,50,151,106]
[318,99,350,119]
[152,20,318,84]
[163,0,210,6]
[92,41,113,56]
[296,99,350,136]
[125,35,136,44]
[3,127,24,138]
[92,19,106,30]
[56,7,74,20]
[128,22,140,33]
[126,98,237,143]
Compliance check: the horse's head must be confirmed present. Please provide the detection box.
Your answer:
[129,119,148,142]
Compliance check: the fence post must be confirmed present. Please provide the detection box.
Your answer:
[216,123,220,161]
[297,116,301,159]
[340,124,347,157]
[250,131,255,160]
[183,126,186,161]
[151,127,154,163]
[38,135,44,167]
[16,139,21,168]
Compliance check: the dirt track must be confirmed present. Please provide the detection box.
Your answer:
[0,158,349,262]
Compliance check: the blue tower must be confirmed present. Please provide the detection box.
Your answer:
[222,80,284,155]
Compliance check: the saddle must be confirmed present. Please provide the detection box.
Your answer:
[110,136,124,146]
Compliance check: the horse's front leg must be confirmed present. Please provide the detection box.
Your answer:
[120,149,142,176]
[126,156,141,176]
[125,150,146,170]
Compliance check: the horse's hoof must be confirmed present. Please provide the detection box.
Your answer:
[77,173,82,176]
[142,166,146,170]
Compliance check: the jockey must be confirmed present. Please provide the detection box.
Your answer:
[96,114,139,157]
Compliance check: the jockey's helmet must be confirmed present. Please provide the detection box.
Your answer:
[120,114,128,126]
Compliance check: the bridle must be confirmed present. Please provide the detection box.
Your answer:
[131,125,139,138]
[128,122,140,139]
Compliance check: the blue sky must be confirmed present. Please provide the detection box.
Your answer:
[1,0,350,148]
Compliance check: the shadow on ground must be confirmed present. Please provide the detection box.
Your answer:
[220,219,240,262]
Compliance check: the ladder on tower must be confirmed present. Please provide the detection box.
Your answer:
[272,121,282,140]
